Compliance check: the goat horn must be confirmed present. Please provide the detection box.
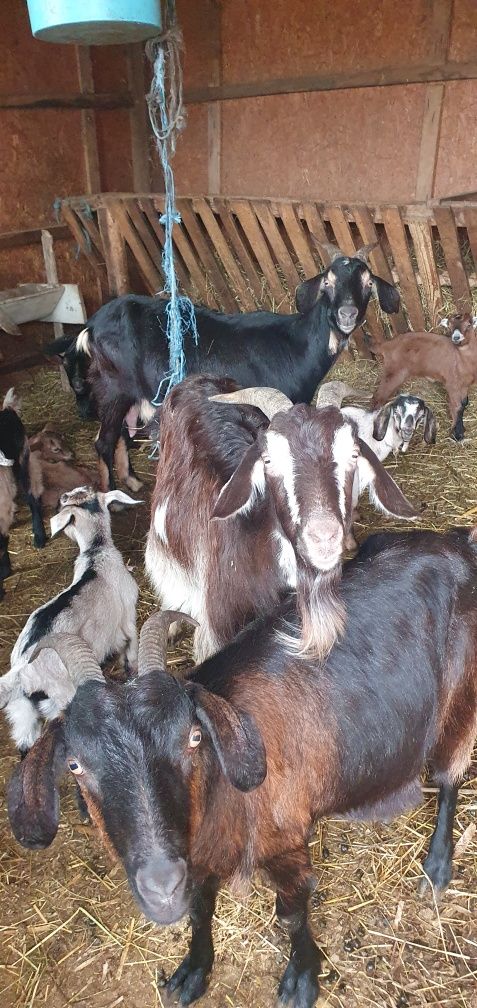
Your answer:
[210,387,293,421]
[308,235,343,263]
[316,381,357,410]
[138,610,198,677]
[354,241,379,262]
[29,634,103,685]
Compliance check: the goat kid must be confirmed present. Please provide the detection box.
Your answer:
[146,375,418,661]
[0,486,140,753]
[28,424,100,510]
[316,380,435,547]
[373,313,477,439]
[0,389,46,598]
[10,542,477,1008]
[53,240,400,490]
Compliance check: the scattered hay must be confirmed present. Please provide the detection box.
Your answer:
[0,358,476,1008]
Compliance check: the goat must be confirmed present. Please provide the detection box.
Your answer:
[0,389,46,597]
[0,486,140,753]
[50,241,400,490]
[28,424,102,510]
[10,518,477,1008]
[316,380,436,547]
[372,313,477,439]
[145,375,418,661]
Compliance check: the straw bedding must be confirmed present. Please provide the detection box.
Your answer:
[0,354,476,1008]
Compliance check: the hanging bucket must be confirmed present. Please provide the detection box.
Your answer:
[26,0,162,45]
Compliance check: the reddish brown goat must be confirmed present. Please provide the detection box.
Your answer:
[372,313,477,439]
[28,426,99,510]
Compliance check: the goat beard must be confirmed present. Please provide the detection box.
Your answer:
[278,563,346,660]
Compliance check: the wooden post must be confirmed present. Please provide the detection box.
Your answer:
[415,0,453,201]
[75,47,101,194]
[97,207,130,296]
[207,0,222,195]
[41,230,71,392]
[127,44,151,192]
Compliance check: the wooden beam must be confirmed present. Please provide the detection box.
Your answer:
[75,47,101,194]
[41,229,70,391]
[0,225,70,250]
[415,83,445,201]
[206,0,222,195]
[184,59,477,104]
[0,92,134,110]
[126,44,151,192]
[97,207,130,296]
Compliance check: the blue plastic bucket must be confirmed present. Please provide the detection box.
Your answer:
[26,0,162,44]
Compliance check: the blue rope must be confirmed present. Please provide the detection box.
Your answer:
[147,23,198,407]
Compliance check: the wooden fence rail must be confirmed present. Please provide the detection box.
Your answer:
[60,194,477,337]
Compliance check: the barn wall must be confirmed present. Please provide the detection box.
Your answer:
[171,0,477,204]
[0,0,136,313]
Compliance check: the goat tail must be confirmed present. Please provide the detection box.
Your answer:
[3,388,20,414]
[76,328,92,358]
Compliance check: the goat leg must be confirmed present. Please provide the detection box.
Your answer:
[449,396,468,441]
[165,876,218,1005]
[0,533,12,597]
[269,852,321,1008]
[95,397,133,493]
[419,782,458,895]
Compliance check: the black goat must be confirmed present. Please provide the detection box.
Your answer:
[47,241,400,489]
[9,521,477,1007]
[0,390,46,596]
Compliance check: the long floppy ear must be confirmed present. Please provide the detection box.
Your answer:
[188,685,267,792]
[103,490,144,508]
[421,407,437,445]
[211,443,264,520]
[371,275,400,314]
[50,509,74,537]
[7,719,66,849]
[295,273,325,314]
[373,402,394,441]
[357,439,419,518]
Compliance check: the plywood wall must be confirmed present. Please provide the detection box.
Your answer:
[169,0,477,205]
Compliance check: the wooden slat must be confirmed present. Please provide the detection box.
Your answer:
[352,206,407,333]
[97,207,130,296]
[61,204,100,270]
[195,199,256,310]
[152,198,217,306]
[0,91,133,110]
[278,203,317,278]
[253,201,301,293]
[214,200,264,304]
[126,44,151,193]
[434,206,471,307]
[114,200,162,293]
[328,206,381,341]
[75,208,103,258]
[381,207,426,330]
[464,207,477,274]
[415,83,445,201]
[41,230,63,344]
[0,224,70,250]
[126,203,164,276]
[300,204,330,267]
[177,199,236,311]
[139,199,191,293]
[408,220,443,326]
[229,200,286,307]
[75,47,101,194]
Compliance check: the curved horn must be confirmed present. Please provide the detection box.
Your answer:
[354,241,379,262]
[210,387,293,421]
[308,234,343,263]
[29,634,103,685]
[138,610,198,677]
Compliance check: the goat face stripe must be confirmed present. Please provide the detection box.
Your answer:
[331,423,356,522]
[266,431,300,526]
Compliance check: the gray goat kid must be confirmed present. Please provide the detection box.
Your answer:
[0,486,140,753]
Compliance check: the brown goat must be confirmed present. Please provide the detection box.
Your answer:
[28,426,99,510]
[372,313,477,439]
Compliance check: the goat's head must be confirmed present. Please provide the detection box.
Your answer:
[7,614,267,925]
[29,425,73,462]
[50,485,142,548]
[295,238,400,338]
[440,313,477,346]
[373,395,436,450]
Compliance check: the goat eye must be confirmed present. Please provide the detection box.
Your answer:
[189,728,202,748]
[68,760,83,775]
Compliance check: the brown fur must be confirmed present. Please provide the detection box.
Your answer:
[28,426,99,510]
[372,314,477,433]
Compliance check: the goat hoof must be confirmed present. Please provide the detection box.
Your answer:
[165,953,211,1005]
[277,963,320,1007]
[34,532,47,549]
[419,855,452,897]
[451,426,464,441]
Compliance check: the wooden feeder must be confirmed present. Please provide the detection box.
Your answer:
[26,0,162,45]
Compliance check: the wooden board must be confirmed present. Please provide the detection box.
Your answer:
[277,202,317,279]
[75,47,101,195]
[352,206,407,333]
[195,199,256,309]
[152,198,217,307]
[113,200,162,294]
[178,199,236,311]
[464,207,477,276]
[381,206,426,330]
[139,199,191,294]
[300,204,330,267]
[434,206,471,307]
[253,201,301,294]
[408,219,443,325]
[230,200,287,307]
[214,200,264,304]
[97,206,130,296]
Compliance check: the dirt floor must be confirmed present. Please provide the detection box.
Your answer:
[0,354,476,1008]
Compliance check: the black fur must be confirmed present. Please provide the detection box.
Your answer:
[22,566,97,652]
